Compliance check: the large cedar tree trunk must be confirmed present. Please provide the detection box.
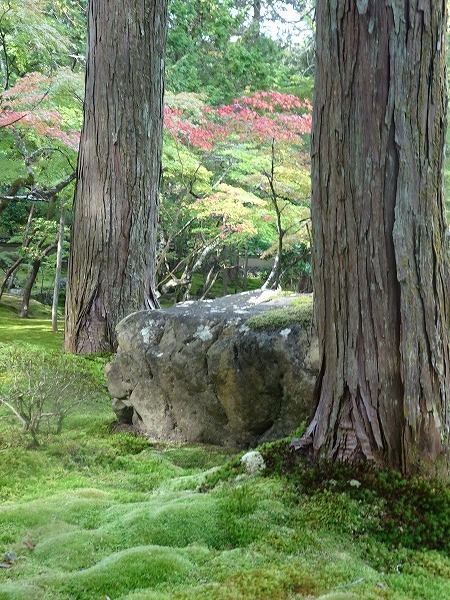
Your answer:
[300,1,450,475]
[64,0,168,353]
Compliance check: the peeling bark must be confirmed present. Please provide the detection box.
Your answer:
[302,0,450,475]
[64,0,168,353]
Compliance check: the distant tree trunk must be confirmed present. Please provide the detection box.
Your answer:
[297,1,450,476]
[0,257,24,300]
[19,242,57,318]
[262,253,281,290]
[0,205,36,300]
[242,248,249,291]
[262,142,284,290]
[250,0,261,39]
[64,0,168,353]
[19,262,41,318]
[253,1,261,24]
[199,265,220,299]
[222,266,229,296]
[52,204,65,332]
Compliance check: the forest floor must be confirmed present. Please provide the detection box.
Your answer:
[1,295,450,599]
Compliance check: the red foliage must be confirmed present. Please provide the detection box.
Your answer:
[164,90,312,151]
[0,72,80,150]
[164,106,227,151]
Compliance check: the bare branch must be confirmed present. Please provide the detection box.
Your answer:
[0,397,28,429]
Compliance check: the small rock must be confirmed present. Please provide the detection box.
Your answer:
[4,551,17,562]
[241,450,266,475]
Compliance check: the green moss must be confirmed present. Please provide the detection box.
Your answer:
[172,565,319,599]
[3,304,450,599]
[263,451,450,554]
[245,294,313,330]
[0,294,63,349]
[60,546,194,599]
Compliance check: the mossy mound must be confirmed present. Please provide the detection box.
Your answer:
[245,294,313,330]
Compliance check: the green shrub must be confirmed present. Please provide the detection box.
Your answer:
[0,345,105,445]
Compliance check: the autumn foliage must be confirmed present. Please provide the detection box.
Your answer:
[0,72,80,150]
[164,90,312,151]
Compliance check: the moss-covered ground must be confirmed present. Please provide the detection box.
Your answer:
[1,296,450,599]
[0,294,64,349]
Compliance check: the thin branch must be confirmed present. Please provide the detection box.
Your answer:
[40,171,76,197]
[12,127,34,177]
[0,89,51,129]
[0,397,28,428]
[29,146,76,170]
[0,171,76,203]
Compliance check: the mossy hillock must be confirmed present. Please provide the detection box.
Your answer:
[2,297,450,599]
[245,294,314,330]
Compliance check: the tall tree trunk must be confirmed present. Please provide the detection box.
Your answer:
[297,1,450,476]
[247,0,261,40]
[64,0,168,353]
[253,0,262,28]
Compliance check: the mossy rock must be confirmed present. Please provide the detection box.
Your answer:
[245,294,313,330]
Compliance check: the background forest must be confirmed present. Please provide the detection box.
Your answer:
[0,0,316,314]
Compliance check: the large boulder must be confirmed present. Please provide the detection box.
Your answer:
[106,290,319,448]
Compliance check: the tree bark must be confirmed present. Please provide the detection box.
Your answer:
[64,0,168,353]
[299,1,450,476]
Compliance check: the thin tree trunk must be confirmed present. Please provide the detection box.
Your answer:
[52,204,65,332]
[262,253,281,290]
[23,204,35,245]
[262,140,284,290]
[243,247,248,291]
[19,261,41,318]
[296,1,450,476]
[64,0,168,353]
[180,237,223,300]
[252,0,261,37]
[0,257,24,300]
[222,266,229,296]
[0,206,36,299]
[19,242,57,318]
[199,265,220,299]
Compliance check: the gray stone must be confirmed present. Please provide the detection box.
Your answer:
[106,290,318,448]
